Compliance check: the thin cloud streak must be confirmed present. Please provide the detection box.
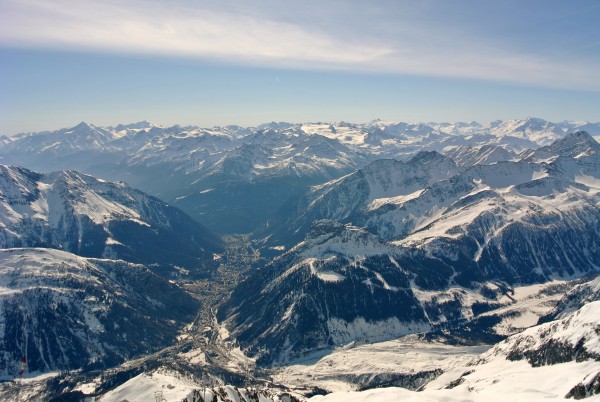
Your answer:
[0,0,390,65]
[1,0,599,91]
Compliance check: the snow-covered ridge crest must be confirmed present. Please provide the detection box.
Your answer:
[0,164,222,271]
[521,130,600,162]
[293,220,399,260]
[1,164,147,228]
[444,143,516,167]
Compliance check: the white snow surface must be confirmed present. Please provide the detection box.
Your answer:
[481,300,600,362]
[310,301,600,401]
[274,335,487,393]
[301,123,368,145]
[99,369,299,402]
[310,359,599,401]
[99,370,197,402]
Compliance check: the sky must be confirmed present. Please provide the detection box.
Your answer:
[1,0,600,134]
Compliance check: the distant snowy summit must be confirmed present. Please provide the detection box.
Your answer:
[3,117,599,157]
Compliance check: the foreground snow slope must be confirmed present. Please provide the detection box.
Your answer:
[312,300,600,401]
[272,335,488,393]
[98,370,302,402]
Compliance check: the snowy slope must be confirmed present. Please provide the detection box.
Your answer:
[260,151,457,247]
[273,335,488,393]
[443,144,516,168]
[428,300,600,399]
[98,370,302,402]
[539,274,600,322]
[309,300,600,401]
[309,357,599,401]
[0,165,223,274]
[0,248,199,373]
[475,300,600,366]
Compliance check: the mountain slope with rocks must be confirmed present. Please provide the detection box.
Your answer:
[0,165,223,276]
[0,248,200,374]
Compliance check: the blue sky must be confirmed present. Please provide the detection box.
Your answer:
[1,0,599,134]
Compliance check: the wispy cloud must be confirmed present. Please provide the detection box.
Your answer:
[1,0,599,91]
[0,0,390,65]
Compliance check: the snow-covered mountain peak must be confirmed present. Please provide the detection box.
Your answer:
[0,164,222,271]
[490,118,566,146]
[293,220,393,260]
[113,120,155,131]
[549,130,598,156]
[522,130,599,165]
[444,144,516,168]
[363,152,456,202]
[301,123,368,145]
[71,121,92,130]
[409,150,446,165]
[256,121,296,130]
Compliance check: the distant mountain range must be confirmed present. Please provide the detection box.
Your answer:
[2,118,599,234]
